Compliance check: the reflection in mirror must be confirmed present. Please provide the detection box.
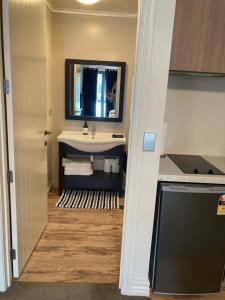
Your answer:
[65,60,126,122]
[75,65,120,118]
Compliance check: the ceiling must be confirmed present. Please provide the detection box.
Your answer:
[48,0,138,14]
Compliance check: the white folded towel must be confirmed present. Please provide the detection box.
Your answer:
[65,166,92,171]
[64,169,93,176]
[63,157,93,176]
[63,157,91,168]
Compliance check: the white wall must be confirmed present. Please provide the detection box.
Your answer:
[165,76,225,156]
[120,0,176,295]
[50,13,137,184]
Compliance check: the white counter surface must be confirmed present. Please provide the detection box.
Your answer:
[158,155,225,184]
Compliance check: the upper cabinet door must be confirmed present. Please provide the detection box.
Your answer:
[170,0,225,74]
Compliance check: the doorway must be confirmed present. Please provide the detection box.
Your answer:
[4,0,138,286]
[1,0,177,296]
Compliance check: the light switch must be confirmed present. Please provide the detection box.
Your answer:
[143,132,156,152]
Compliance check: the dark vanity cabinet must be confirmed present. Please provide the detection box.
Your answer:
[58,142,125,197]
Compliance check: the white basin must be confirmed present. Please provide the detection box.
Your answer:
[57,131,126,152]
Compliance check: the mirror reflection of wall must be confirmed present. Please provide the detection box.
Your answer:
[65,59,126,122]
[74,65,120,118]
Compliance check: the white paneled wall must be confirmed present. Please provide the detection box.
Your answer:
[5,0,48,276]
[120,0,176,295]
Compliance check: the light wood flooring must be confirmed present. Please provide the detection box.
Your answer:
[18,190,225,300]
[19,189,124,283]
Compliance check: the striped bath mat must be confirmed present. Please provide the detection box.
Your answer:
[56,189,120,210]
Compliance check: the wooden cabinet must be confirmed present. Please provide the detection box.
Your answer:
[170,0,225,74]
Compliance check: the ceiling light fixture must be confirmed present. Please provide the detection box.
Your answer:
[77,0,100,5]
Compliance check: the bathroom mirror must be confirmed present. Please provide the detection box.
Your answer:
[65,59,126,122]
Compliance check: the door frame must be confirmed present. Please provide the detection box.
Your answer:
[1,0,19,278]
[0,0,176,294]
[119,0,176,296]
[0,96,11,293]
[0,95,11,292]
[0,0,12,292]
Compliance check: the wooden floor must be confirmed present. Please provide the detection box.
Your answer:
[19,189,124,283]
[18,190,225,299]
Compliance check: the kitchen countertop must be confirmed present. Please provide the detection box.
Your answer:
[158,155,225,184]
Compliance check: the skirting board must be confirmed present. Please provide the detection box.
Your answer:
[121,278,150,297]
[48,184,53,193]
[51,181,59,190]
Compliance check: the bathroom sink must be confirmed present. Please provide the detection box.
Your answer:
[57,131,126,152]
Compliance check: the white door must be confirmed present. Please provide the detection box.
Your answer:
[2,0,48,277]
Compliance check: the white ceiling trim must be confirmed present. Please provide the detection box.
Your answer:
[45,0,137,18]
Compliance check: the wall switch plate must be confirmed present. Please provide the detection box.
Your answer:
[143,132,156,152]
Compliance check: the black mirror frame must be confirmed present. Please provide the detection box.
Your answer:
[65,59,126,122]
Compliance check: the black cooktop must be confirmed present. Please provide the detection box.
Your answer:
[168,154,224,175]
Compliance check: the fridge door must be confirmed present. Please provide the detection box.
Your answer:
[151,183,225,295]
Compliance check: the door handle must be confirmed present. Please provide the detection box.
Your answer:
[44,130,52,136]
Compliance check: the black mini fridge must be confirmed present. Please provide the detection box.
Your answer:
[149,182,225,295]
